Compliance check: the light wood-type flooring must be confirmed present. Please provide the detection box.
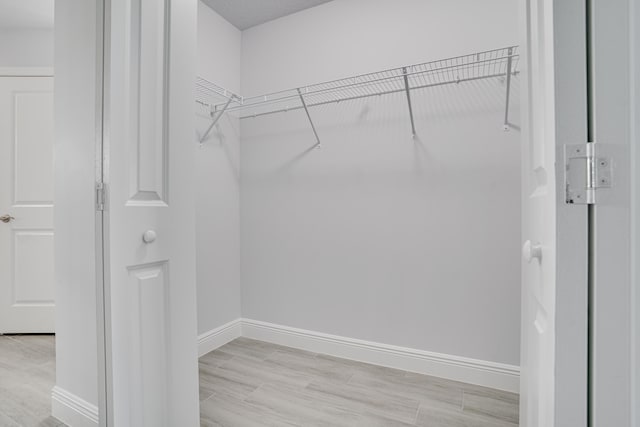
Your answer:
[200,337,519,426]
[0,334,63,426]
[0,335,519,426]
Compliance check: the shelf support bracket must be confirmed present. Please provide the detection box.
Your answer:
[503,47,514,131]
[200,96,234,143]
[402,67,417,138]
[297,88,321,148]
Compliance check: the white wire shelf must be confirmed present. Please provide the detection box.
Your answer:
[195,77,242,142]
[195,76,242,110]
[195,46,519,144]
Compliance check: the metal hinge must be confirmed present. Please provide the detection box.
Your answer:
[565,143,612,204]
[96,182,106,211]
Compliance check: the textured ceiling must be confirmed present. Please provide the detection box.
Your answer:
[201,0,333,30]
[0,0,53,30]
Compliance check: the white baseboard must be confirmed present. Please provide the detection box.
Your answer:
[241,318,520,393]
[51,386,99,427]
[198,318,242,357]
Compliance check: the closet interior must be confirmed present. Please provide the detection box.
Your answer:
[194,1,522,425]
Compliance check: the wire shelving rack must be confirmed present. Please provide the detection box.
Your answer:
[195,46,520,145]
[195,77,242,142]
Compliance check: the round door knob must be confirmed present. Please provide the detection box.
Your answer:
[0,214,15,223]
[522,240,542,263]
[142,230,157,244]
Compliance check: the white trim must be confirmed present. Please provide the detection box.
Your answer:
[197,318,242,357]
[631,0,640,422]
[241,318,520,393]
[51,386,99,427]
[0,67,54,77]
[198,318,520,392]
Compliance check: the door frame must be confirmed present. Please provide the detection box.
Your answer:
[634,0,640,420]
[51,0,110,423]
[95,1,109,425]
[521,0,640,425]
[588,0,638,425]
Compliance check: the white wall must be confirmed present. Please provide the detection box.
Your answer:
[53,0,98,412]
[240,0,521,365]
[0,29,53,67]
[241,0,518,96]
[196,2,242,334]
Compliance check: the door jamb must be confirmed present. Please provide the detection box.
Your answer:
[631,0,640,422]
[95,0,110,425]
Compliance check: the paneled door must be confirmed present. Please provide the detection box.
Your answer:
[102,0,200,425]
[0,76,55,333]
[519,0,589,425]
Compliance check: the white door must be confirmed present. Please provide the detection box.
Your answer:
[520,0,589,426]
[0,76,55,333]
[102,0,200,426]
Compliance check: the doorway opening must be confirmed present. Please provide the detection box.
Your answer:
[0,2,57,425]
[193,1,521,426]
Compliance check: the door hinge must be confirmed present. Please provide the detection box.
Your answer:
[564,143,612,205]
[96,182,107,211]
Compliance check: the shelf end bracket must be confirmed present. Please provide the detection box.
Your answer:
[200,96,235,143]
[297,88,321,148]
[402,67,417,138]
[503,47,514,131]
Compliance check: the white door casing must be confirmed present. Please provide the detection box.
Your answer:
[0,75,55,333]
[102,0,200,425]
[634,0,640,421]
[519,0,589,426]
[589,0,633,425]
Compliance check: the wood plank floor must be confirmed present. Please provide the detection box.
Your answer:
[0,335,63,426]
[199,337,519,427]
[0,335,519,426]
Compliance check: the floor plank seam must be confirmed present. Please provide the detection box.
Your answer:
[411,404,419,425]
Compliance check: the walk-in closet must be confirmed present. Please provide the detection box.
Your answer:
[194,0,521,425]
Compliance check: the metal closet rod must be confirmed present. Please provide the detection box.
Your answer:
[195,46,520,144]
